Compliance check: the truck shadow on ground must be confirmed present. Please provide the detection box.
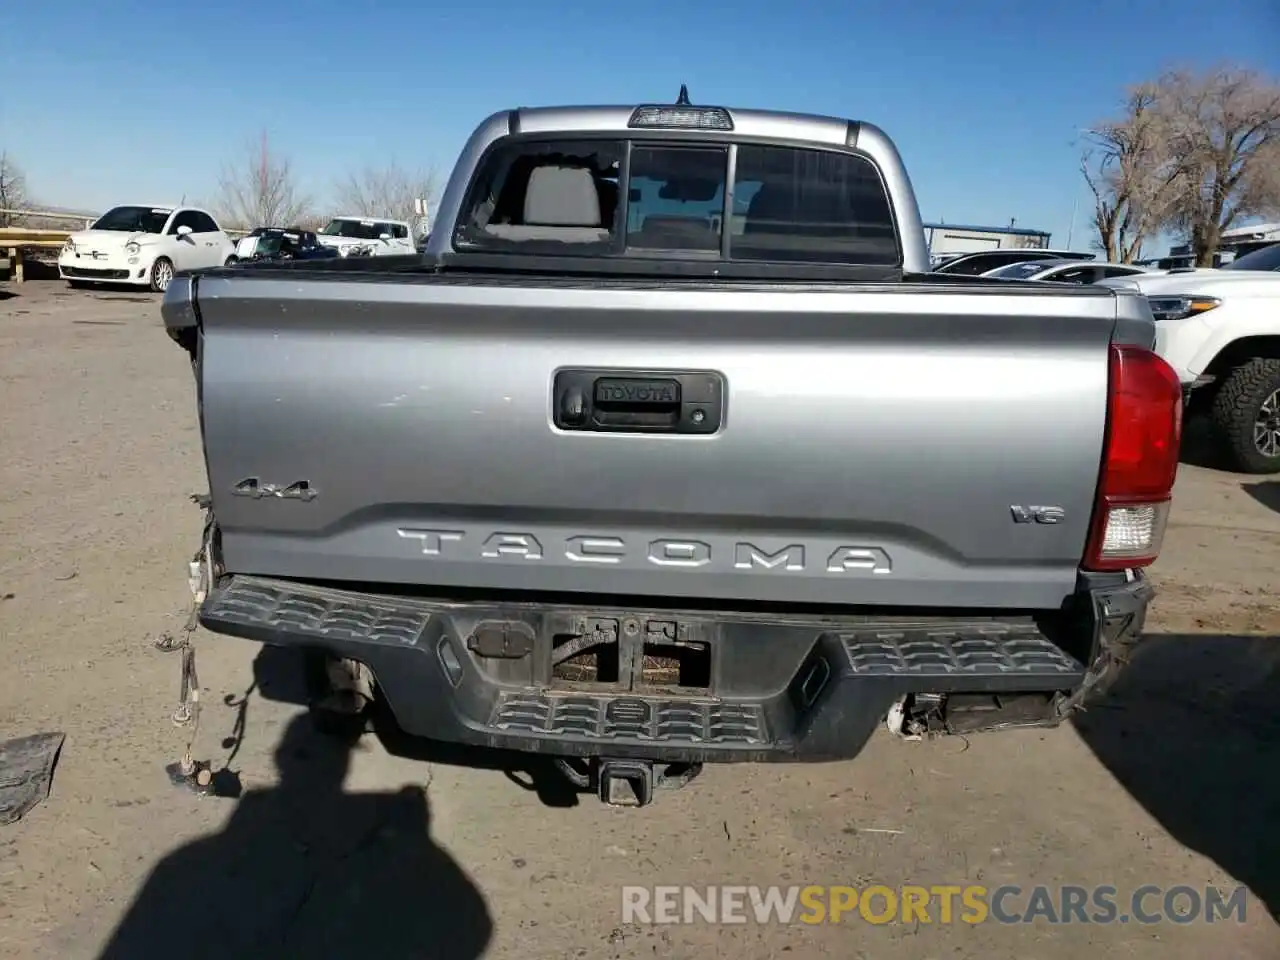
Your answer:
[1243,481,1280,515]
[251,645,586,808]
[1072,632,1280,921]
[96,708,493,960]
[1178,414,1228,470]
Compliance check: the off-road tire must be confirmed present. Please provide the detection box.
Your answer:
[1210,358,1280,474]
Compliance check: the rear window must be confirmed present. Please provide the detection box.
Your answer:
[729,144,897,264]
[935,251,1056,275]
[988,261,1060,280]
[1043,266,1096,284]
[454,137,899,266]
[627,144,727,253]
[459,139,623,252]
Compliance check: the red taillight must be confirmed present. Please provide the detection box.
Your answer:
[1082,344,1183,572]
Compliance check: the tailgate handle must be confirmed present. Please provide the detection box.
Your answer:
[553,370,724,435]
[593,378,680,428]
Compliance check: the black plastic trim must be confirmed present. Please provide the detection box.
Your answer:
[199,573,1151,764]
[552,368,724,435]
[185,255,1124,293]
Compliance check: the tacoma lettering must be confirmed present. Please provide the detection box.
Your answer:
[396,529,891,574]
[826,547,892,575]
[648,539,712,567]
[397,529,463,555]
[480,533,544,560]
[565,535,626,563]
[734,543,805,571]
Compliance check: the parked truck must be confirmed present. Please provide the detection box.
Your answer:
[1100,243,1280,473]
[163,93,1182,807]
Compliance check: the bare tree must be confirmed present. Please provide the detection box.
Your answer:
[333,163,439,234]
[215,131,312,230]
[291,213,329,232]
[0,152,28,227]
[1080,85,1179,263]
[1152,66,1280,266]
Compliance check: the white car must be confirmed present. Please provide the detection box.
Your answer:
[1099,242,1280,473]
[59,205,235,292]
[315,215,417,258]
[981,259,1154,283]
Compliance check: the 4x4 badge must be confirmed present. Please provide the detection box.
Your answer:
[232,478,317,502]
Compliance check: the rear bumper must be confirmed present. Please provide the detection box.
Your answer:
[199,573,1152,763]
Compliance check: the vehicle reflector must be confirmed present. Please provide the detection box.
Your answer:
[1082,344,1182,572]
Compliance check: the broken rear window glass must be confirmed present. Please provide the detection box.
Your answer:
[457,139,624,252]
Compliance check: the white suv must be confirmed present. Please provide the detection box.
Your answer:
[59,205,235,292]
[1101,242,1280,472]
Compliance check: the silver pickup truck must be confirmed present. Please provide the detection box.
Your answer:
[163,93,1183,806]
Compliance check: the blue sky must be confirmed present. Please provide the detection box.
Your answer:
[2,0,1277,255]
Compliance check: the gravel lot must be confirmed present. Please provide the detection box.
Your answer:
[1,279,1278,959]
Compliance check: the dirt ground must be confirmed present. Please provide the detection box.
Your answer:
[1,279,1278,960]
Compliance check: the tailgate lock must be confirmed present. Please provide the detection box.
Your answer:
[466,621,535,659]
[560,387,588,426]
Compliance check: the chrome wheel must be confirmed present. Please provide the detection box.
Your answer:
[151,258,174,293]
[1254,388,1280,459]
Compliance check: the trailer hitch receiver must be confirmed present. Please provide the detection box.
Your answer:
[590,759,703,807]
[598,759,655,807]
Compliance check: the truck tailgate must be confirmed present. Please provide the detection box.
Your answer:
[184,275,1119,610]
